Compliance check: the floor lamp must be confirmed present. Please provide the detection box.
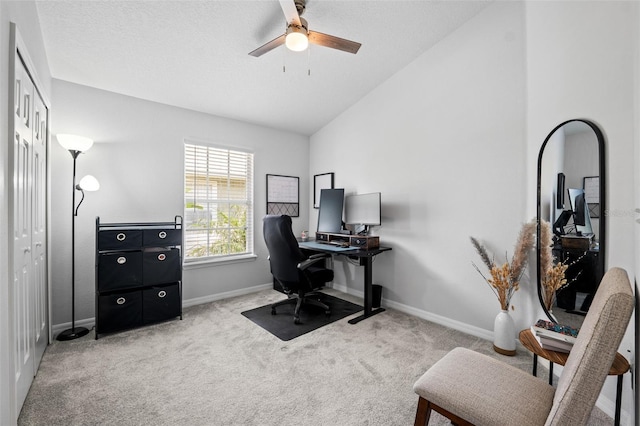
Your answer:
[56,134,100,341]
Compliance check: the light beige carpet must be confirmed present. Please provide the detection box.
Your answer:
[18,288,613,425]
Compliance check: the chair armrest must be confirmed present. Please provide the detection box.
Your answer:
[308,253,330,260]
[298,253,330,270]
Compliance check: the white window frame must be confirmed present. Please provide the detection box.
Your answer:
[183,140,255,265]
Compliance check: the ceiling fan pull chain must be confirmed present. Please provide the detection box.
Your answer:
[307,47,311,76]
[282,47,286,73]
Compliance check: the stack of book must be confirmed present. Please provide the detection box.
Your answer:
[530,319,579,353]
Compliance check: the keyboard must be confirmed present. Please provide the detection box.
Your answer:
[319,241,350,248]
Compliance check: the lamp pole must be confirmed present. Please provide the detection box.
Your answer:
[57,149,90,341]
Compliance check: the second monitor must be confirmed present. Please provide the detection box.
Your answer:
[317,188,345,233]
[345,192,381,235]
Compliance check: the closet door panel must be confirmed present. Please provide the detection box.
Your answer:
[13,60,34,410]
[32,91,48,365]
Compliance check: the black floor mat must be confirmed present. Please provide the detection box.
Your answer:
[241,293,362,341]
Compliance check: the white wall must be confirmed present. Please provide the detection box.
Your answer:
[540,127,564,223]
[563,129,600,238]
[526,1,637,422]
[0,1,52,423]
[310,2,536,336]
[50,80,310,326]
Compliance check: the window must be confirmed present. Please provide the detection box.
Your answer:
[184,141,254,262]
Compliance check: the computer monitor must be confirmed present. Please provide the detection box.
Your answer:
[317,188,344,233]
[552,210,572,236]
[345,192,381,231]
[567,188,593,235]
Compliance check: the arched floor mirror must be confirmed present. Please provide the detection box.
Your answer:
[536,119,606,328]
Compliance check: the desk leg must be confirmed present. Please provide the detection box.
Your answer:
[614,375,622,426]
[348,256,385,324]
[549,363,554,386]
[532,354,538,377]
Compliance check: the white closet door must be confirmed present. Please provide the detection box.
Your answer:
[32,88,48,366]
[13,57,35,410]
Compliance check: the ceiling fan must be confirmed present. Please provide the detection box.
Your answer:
[249,0,361,57]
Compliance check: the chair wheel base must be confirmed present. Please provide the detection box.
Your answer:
[294,317,301,325]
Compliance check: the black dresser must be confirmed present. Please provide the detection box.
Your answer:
[95,217,183,339]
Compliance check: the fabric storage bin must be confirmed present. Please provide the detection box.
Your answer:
[97,251,143,291]
[98,229,143,250]
[143,228,181,247]
[142,283,181,324]
[97,290,143,333]
[142,248,181,285]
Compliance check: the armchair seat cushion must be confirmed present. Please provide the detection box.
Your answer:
[413,347,555,426]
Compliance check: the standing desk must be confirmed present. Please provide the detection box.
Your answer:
[298,241,392,324]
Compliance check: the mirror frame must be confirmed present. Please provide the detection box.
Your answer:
[536,119,606,322]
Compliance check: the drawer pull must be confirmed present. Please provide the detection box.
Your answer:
[117,256,127,265]
[159,231,167,239]
[158,290,167,298]
[116,297,126,305]
[116,233,126,241]
[158,253,166,261]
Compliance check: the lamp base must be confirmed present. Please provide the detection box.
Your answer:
[56,326,90,341]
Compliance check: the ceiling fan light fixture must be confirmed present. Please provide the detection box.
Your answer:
[285,25,308,52]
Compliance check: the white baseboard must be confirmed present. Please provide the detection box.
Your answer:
[330,282,493,340]
[182,283,273,308]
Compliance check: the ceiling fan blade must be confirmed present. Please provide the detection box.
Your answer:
[279,0,301,27]
[249,34,286,57]
[308,31,361,54]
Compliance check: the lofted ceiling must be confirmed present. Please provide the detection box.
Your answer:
[35,0,491,136]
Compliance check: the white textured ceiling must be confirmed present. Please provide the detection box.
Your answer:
[35,0,491,136]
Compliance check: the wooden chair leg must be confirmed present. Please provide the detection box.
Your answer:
[415,397,474,426]
[414,397,432,426]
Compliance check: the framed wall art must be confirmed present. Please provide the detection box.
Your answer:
[313,173,334,208]
[267,174,299,217]
[583,176,600,218]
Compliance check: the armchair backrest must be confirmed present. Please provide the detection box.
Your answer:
[546,267,634,425]
[263,215,305,285]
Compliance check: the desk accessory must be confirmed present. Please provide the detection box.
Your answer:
[315,232,379,249]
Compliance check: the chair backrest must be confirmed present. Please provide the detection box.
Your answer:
[546,267,634,425]
[263,215,305,286]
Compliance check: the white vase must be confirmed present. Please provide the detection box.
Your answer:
[493,310,516,356]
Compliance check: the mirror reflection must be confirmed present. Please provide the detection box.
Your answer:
[537,120,605,329]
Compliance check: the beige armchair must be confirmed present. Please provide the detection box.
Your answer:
[412,267,634,426]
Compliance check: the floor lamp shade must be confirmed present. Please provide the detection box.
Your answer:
[56,134,97,341]
[78,175,100,191]
[57,134,94,152]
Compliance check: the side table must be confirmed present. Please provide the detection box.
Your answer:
[519,329,629,426]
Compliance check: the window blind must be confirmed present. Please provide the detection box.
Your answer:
[184,142,254,261]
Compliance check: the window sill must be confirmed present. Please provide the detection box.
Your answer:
[184,254,258,270]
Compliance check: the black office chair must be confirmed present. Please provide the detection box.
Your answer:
[263,215,333,324]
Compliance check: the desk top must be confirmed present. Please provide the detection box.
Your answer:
[519,329,629,375]
[299,241,392,257]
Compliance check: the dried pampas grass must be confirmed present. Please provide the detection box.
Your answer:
[471,220,536,310]
[539,220,584,310]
